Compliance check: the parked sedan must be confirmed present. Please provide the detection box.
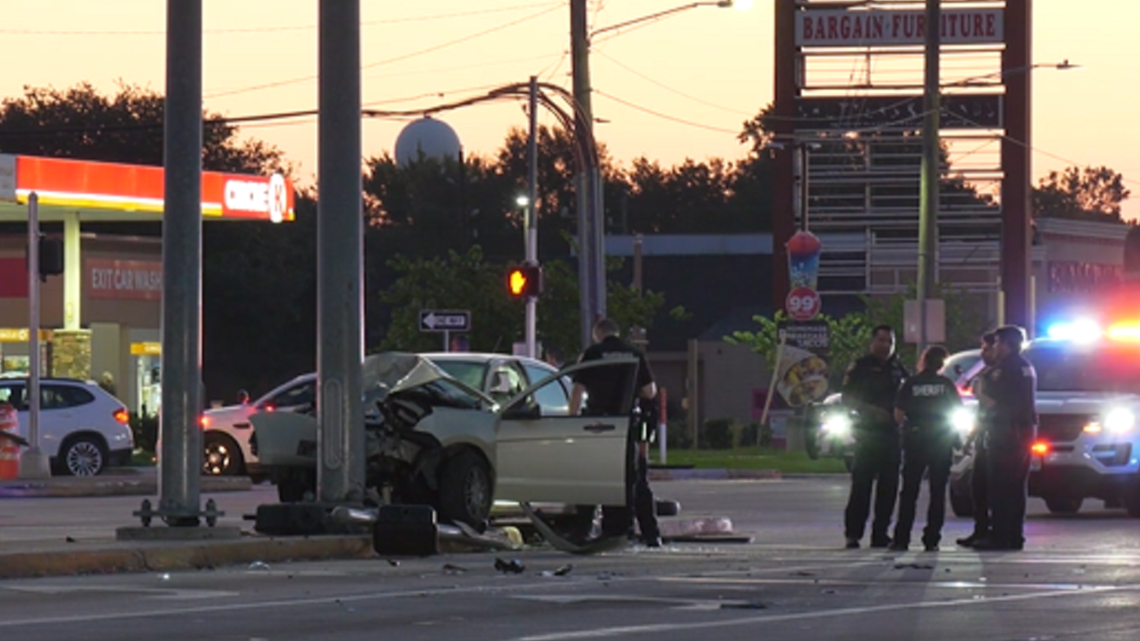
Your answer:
[0,378,134,476]
[250,352,635,530]
[203,352,564,479]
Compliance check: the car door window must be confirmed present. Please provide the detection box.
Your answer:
[42,385,95,410]
[523,364,569,416]
[0,384,26,410]
[264,381,315,410]
[431,360,488,393]
[488,363,526,404]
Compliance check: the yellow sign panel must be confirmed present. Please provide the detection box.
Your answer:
[130,342,162,356]
[0,328,52,343]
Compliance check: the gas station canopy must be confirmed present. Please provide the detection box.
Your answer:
[0,154,296,223]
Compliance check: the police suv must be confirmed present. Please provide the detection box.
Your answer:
[949,320,1140,517]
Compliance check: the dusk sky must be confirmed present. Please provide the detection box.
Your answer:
[1,0,1137,220]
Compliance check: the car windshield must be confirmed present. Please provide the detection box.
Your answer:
[1026,342,1140,393]
[941,350,981,387]
[430,360,487,393]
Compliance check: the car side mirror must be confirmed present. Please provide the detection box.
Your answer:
[237,389,250,405]
[503,401,541,421]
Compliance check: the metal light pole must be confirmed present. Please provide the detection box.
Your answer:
[19,193,49,479]
[917,0,941,354]
[525,76,540,360]
[570,0,744,349]
[156,0,204,525]
[317,0,365,504]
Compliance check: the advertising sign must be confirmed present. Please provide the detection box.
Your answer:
[796,8,1004,47]
[775,320,832,408]
[87,259,163,301]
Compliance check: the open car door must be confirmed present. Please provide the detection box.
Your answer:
[494,357,639,506]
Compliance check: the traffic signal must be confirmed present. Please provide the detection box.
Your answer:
[507,263,544,298]
[26,236,64,281]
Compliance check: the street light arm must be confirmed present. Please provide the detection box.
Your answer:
[588,1,728,43]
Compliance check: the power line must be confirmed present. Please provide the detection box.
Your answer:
[204,4,566,99]
[0,3,563,36]
[592,89,740,134]
[593,50,752,116]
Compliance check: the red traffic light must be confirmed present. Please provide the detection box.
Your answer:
[507,264,543,298]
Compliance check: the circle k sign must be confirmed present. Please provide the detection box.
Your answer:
[786,287,822,321]
[223,173,289,223]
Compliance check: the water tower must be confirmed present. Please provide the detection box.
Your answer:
[395,116,461,166]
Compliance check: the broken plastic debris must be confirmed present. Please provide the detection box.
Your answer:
[893,563,934,570]
[443,563,468,574]
[494,558,526,574]
[541,564,574,577]
[248,561,271,571]
[720,601,767,610]
[387,559,401,567]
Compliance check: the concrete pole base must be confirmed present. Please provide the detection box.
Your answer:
[17,448,52,479]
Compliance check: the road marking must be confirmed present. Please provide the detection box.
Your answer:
[509,584,1131,641]
[1,585,239,600]
[659,576,1099,592]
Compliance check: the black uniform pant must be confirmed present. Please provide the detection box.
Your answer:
[987,428,1033,547]
[844,431,901,543]
[970,432,991,537]
[601,434,660,542]
[892,435,953,547]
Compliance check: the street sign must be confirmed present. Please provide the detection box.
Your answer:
[785,287,822,321]
[419,309,471,333]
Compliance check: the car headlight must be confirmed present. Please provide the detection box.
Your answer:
[1104,407,1135,434]
[821,413,852,439]
[951,407,975,436]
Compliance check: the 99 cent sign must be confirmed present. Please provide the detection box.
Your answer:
[786,287,822,321]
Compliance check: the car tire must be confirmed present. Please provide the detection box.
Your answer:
[276,468,316,503]
[438,449,493,532]
[203,432,245,476]
[56,435,108,477]
[1045,497,1083,515]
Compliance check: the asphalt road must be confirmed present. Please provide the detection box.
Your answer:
[2,477,1139,640]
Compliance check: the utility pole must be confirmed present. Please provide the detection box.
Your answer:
[917,0,941,353]
[19,193,48,479]
[570,0,602,348]
[317,0,365,504]
[156,0,203,526]
[525,76,539,360]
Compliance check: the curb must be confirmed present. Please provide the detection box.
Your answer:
[648,468,782,481]
[0,534,375,580]
[0,475,252,498]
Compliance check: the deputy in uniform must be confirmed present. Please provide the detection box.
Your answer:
[570,318,661,547]
[973,325,1037,552]
[958,332,998,548]
[890,345,963,552]
[842,324,909,549]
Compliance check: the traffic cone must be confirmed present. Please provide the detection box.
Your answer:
[0,403,21,479]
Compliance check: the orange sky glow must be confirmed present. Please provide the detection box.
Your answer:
[0,0,1136,221]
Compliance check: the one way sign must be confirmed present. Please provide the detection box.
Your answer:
[419,309,471,333]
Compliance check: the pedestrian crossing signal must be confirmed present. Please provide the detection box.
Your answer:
[507,264,543,298]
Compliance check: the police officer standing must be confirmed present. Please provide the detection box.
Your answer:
[890,345,963,552]
[957,332,997,548]
[973,325,1037,552]
[570,318,662,547]
[842,324,909,549]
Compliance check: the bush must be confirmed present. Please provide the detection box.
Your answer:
[129,413,159,452]
[738,422,774,448]
[664,419,693,450]
[701,417,736,450]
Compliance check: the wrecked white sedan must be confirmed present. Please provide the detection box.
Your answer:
[249,352,641,530]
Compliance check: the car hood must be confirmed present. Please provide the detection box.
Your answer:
[363,352,493,404]
[204,404,250,418]
[1036,391,1140,414]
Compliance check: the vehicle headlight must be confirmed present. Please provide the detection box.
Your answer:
[1104,407,1135,434]
[951,407,975,436]
[821,413,852,439]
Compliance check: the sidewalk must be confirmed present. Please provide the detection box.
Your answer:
[0,477,739,580]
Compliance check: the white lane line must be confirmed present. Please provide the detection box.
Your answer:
[509,584,1132,641]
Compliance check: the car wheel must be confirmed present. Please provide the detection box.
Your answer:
[1045,496,1083,515]
[948,467,975,515]
[57,435,108,477]
[203,432,245,476]
[275,468,316,503]
[438,449,493,532]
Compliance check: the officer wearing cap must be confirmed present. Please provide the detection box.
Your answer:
[889,345,963,552]
[973,325,1037,552]
[842,324,909,549]
[570,318,661,547]
[958,332,998,548]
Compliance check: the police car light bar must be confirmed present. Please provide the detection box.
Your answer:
[1046,319,1101,342]
[1107,322,1140,342]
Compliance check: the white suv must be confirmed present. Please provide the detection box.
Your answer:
[0,378,134,476]
[950,332,1140,517]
